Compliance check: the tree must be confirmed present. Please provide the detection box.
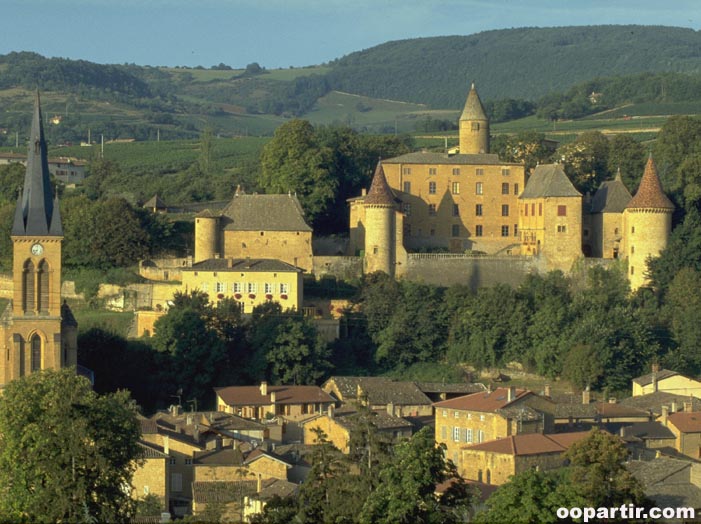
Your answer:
[265,317,331,385]
[359,427,473,524]
[0,369,141,523]
[557,131,610,193]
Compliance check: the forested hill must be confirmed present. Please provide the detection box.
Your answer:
[327,25,701,106]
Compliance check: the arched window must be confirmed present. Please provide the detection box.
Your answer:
[30,334,41,372]
[37,260,49,314]
[22,260,35,314]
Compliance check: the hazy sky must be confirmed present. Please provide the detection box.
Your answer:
[3,0,700,68]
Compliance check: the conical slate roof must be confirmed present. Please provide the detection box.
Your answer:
[460,83,488,121]
[626,156,674,211]
[364,162,395,206]
[590,169,633,213]
[12,91,62,236]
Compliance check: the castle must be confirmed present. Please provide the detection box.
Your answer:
[0,93,77,387]
[350,83,673,290]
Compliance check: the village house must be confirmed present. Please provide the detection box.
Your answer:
[242,478,299,523]
[632,364,701,398]
[131,441,170,513]
[660,409,701,460]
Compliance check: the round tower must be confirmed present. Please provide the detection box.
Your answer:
[194,210,219,262]
[623,155,674,290]
[459,83,490,154]
[363,162,395,276]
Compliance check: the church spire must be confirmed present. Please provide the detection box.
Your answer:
[12,91,61,236]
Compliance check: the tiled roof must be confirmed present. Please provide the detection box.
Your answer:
[549,393,598,419]
[667,412,701,433]
[192,480,257,504]
[243,448,292,467]
[333,408,415,431]
[433,387,532,412]
[626,155,674,210]
[595,402,649,419]
[219,194,312,232]
[460,83,488,121]
[590,171,632,213]
[183,257,302,273]
[463,431,589,456]
[519,164,581,199]
[138,441,169,459]
[416,382,487,395]
[621,421,675,442]
[324,376,433,406]
[364,162,395,206]
[215,384,334,407]
[254,479,299,501]
[193,446,244,466]
[627,457,693,488]
[383,151,514,166]
[632,369,680,387]
[620,391,701,416]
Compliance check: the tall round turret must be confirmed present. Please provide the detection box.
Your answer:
[459,83,489,154]
[623,155,674,290]
[364,162,395,275]
[195,210,219,262]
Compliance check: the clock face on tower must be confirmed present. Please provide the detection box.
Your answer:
[30,243,43,256]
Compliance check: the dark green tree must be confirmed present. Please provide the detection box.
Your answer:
[0,369,142,523]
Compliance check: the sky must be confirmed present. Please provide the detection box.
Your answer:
[2,0,700,69]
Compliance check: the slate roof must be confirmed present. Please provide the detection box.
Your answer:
[549,393,598,419]
[595,402,649,419]
[383,151,515,166]
[626,155,674,210]
[590,170,632,213]
[193,446,244,466]
[416,382,487,395]
[519,164,581,199]
[138,441,169,459]
[460,83,489,121]
[192,480,257,504]
[255,479,299,501]
[329,408,415,431]
[364,162,395,206]
[627,457,693,488]
[183,258,302,273]
[632,368,679,387]
[433,387,532,412]
[243,448,293,467]
[621,421,675,442]
[12,91,62,236]
[219,194,312,232]
[324,377,433,406]
[620,391,701,416]
[215,385,334,407]
[462,431,589,456]
[668,412,701,433]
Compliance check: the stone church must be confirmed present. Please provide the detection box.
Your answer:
[0,93,77,388]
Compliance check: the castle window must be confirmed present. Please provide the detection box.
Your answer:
[30,335,41,373]
[476,168,484,176]
[429,181,437,194]
[476,204,483,216]
[631,246,635,254]
[557,205,567,216]
[452,168,461,176]
[454,411,460,418]
[475,182,483,195]
[452,204,460,217]
[453,427,461,442]
[264,283,274,294]
[22,260,35,314]
[201,282,208,292]
[475,225,483,237]
[502,183,509,195]
[631,226,635,234]
[429,168,436,175]
[373,247,378,254]
[402,167,411,175]
[531,203,535,216]
[37,260,49,314]
[466,429,473,443]
[514,224,518,236]
[430,228,436,236]
[524,205,528,216]
[501,205,509,217]
[280,283,289,294]
[514,183,519,195]
[452,182,460,194]
[557,225,567,233]
[452,225,460,237]
[215,282,225,293]
[471,122,480,131]
[403,181,411,193]
[247,282,257,293]
[501,225,509,237]
[233,282,243,293]
[615,228,619,235]
[631,266,634,275]
[260,231,264,236]
[502,168,510,176]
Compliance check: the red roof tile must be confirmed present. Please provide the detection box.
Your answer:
[364,162,395,206]
[462,431,590,456]
[668,412,701,433]
[434,387,531,412]
[215,384,334,406]
[626,155,674,211]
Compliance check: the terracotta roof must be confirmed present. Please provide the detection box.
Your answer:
[434,387,532,412]
[632,369,680,387]
[595,402,649,419]
[183,257,302,273]
[324,376,433,406]
[463,431,589,456]
[667,412,701,433]
[519,164,581,199]
[215,384,334,407]
[383,151,514,166]
[590,170,632,213]
[626,155,674,210]
[219,194,312,231]
[364,162,395,206]
[460,83,488,121]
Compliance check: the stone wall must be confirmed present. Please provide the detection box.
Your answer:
[312,256,362,281]
[404,254,542,289]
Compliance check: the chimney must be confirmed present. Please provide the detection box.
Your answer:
[608,397,617,404]
[387,402,395,417]
[260,381,268,396]
[361,188,367,196]
[328,405,335,419]
[163,435,169,455]
[685,401,693,413]
[193,425,200,443]
[652,362,660,373]
[257,473,262,493]
[662,405,669,426]
[507,386,516,402]
[186,414,193,426]
[544,384,551,398]
[582,386,591,405]
[671,401,678,413]
[227,258,234,268]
